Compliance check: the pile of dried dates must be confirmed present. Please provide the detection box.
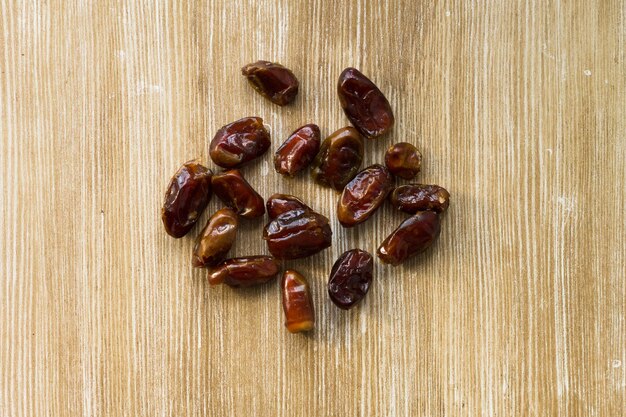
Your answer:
[162,61,450,333]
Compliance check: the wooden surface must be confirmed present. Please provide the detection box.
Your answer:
[1,1,625,416]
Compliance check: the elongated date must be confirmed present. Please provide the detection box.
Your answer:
[208,256,279,287]
[385,142,422,179]
[390,184,450,214]
[337,164,393,227]
[310,126,364,191]
[266,193,311,219]
[282,270,315,333]
[211,169,265,218]
[377,211,441,265]
[209,117,271,168]
[161,160,213,238]
[241,61,299,106]
[328,249,373,310]
[337,67,394,138]
[263,208,332,259]
[274,124,321,177]
[192,208,238,267]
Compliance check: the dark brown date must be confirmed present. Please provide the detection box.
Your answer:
[266,193,311,219]
[328,249,373,310]
[209,117,271,168]
[208,256,279,287]
[337,67,394,138]
[390,184,450,214]
[377,211,441,265]
[310,126,364,191]
[274,124,321,177]
[281,270,315,333]
[211,169,265,218]
[384,142,422,179]
[263,208,332,259]
[241,61,299,106]
[337,164,393,227]
[161,160,213,238]
[192,208,238,268]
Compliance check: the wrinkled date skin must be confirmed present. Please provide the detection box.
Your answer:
[161,160,213,238]
[274,124,321,177]
[337,164,393,227]
[310,127,364,191]
[241,61,299,106]
[390,184,450,214]
[266,193,311,219]
[385,142,422,179]
[209,117,271,168]
[328,249,373,310]
[281,270,315,333]
[211,170,265,218]
[208,256,279,287]
[377,211,441,266]
[192,208,239,268]
[263,208,332,259]
[337,67,394,138]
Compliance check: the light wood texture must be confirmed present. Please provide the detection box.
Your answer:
[1,1,625,416]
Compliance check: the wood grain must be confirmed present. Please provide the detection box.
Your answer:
[1,1,624,415]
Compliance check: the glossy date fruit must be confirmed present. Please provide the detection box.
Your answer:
[209,117,271,168]
[337,67,394,138]
[384,142,422,179]
[161,160,213,238]
[390,184,450,214]
[377,211,441,265]
[208,256,279,287]
[211,169,265,218]
[241,61,299,106]
[310,126,364,191]
[328,249,373,310]
[274,124,321,177]
[266,193,311,219]
[337,164,393,227]
[263,208,332,259]
[192,208,239,268]
[281,270,315,333]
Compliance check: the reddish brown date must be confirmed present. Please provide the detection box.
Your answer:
[274,124,321,177]
[390,184,450,214]
[263,208,332,259]
[192,208,238,268]
[310,126,364,191]
[281,270,315,333]
[377,211,441,265]
[161,160,213,238]
[208,256,279,287]
[337,164,393,227]
[241,61,299,106]
[266,193,311,219]
[337,67,394,138]
[209,117,271,168]
[328,249,373,310]
[385,142,422,179]
[211,169,265,218]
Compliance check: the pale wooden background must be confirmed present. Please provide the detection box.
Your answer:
[1,1,625,416]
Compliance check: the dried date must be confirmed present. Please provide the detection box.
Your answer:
[263,208,332,259]
[310,126,364,191]
[208,256,279,287]
[384,142,422,179]
[281,270,315,333]
[209,117,271,168]
[377,211,441,265]
[192,208,238,267]
[274,124,321,177]
[241,61,299,106]
[211,169,265,218]
[328,249,373,310]
[266,193,311,219]
[337,164,393,227]
[390,184,450,214]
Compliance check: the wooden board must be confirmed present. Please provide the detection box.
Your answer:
[1,1,624,415]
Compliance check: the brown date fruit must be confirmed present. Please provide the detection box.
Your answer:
[310,126,364,191]
[161,160,213,238]
[337,164,393,227]
[377,211,441,266]
[274,124,321,177]
[192,208,238,268]
[390,184,450,214]
[241,61,299,106]
[208,256,279,287]
[266,194,311,219]
[281,270,315,333]
[384,142,422,179]
[337,67,394,138]
[328,249,373,310]
[211,169,265,218]
[263,208,332,259]
[209,117,271,168]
